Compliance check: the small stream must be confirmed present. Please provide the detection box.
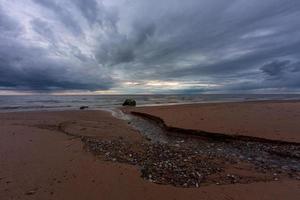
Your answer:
[100,108,170,143]
[102,108,300,174]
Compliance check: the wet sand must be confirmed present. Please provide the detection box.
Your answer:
[126,101,300,143]
[0,108,300,199]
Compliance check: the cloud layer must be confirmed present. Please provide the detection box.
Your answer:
[0,0,300,93]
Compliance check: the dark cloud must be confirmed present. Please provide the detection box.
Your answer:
[0,0,300,93]
[0,42,114,90]
[33,0,83,35]
[73,0,102,25]
[0,4,114,91]
[31,19,56,43]
[0,6,22,37]
[260,60,290,77]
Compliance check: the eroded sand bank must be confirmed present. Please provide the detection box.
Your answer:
[125,101,300,143]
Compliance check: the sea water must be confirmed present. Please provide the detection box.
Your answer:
[0,94,300,112]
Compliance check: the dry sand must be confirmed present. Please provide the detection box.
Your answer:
[127,101,300,143]
[0,106,300,199]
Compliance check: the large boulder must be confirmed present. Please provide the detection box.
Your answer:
[122,99,136,106]
[80,106,89,110]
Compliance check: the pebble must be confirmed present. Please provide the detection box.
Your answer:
[25,190,37,195]
[82,134,300,188]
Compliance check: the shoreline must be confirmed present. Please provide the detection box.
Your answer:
[1,99,300,114]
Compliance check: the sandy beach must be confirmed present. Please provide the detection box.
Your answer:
[1,101,300,200]
[126,101,300,143]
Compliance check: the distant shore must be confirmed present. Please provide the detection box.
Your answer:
[1,101,300,199]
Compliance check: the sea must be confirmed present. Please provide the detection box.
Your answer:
[0,94,300,113]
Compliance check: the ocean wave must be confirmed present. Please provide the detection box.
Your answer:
[0,105,72,110]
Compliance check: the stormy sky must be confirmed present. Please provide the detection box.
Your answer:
[0,0,300,94]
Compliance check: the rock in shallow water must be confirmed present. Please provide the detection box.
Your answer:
[80,106,89,110]
[122,99,136,106]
